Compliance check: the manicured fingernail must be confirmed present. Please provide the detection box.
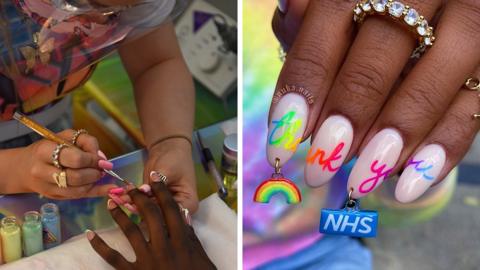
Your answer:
[97,150,107,160]
[267,93,308,167]
[305,115,353,187]
[109,187,125,195]
[108,194,125,205]
[395,144,446,203]
[124,203,138,214]
[98,160,114,170]
[107,199,117,210]
[278,0,288,13]
[138,184,151,194]
[348,128,403,198]
[85,229,95,241]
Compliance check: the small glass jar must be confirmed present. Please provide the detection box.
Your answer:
[221,133,237,210]
[41,203,61,249]
[22,211,43,256]
[1,216,22,263]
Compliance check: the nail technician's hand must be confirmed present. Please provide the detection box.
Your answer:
[267,0,480,203]
[19,129,116,199]
[143,138,199,213]
[87,183,216,270]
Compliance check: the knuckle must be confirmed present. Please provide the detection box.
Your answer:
[320,0,357,14]
[339,61,386,101]
[30,164,43,178]
[286,40,331,85]
[452,0,480,37]
[70,154,84,168]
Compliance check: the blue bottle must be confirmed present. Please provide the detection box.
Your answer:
[40,203,61,249]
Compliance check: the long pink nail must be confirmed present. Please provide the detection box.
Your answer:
[305,115,353,187]
[348,128,403,198]
[108,194,125,205]
[109,187,125,195]
[97,150,108,160]
[267,93,308,167]
[98,160,114,170]
[395,144,446,203]
[278,0,288,13]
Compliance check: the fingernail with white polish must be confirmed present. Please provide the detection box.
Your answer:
[267,93,308,167]
[305,115,353,187]
[348,128,403,198]
[395,144,446,203]
[278,0,288,13]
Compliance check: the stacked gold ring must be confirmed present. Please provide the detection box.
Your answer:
[53,171,68,188]
[71,129,88,145]
[353,0,435,58]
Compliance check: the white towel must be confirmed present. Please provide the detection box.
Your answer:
[0,194,237,270]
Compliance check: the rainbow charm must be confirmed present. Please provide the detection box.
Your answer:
[253,177,302,204]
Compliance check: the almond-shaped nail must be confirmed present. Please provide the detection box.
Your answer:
[98,160,114,170]
[124,203,138,214]
[108,194,125,205]
[278,0,288,13]
[85,229,95,241]
[97,150,107,160]
[305,115,353,187]
[138,184,151,194]
[109,187,125,195]
[267,93,308,167]
[107,199,118,210]
[348,128,403,198]
[395,144,446,203]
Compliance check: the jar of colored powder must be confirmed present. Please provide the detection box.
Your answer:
[40,203,61,249]
[22,211,43,256]
[1,216,22,263]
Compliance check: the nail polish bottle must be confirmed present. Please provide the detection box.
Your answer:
[40,203,61,249]
[22,211,43,256]
[221,133,238,210]
[1,216,22,263]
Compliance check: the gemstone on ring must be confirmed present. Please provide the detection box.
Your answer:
[372,0,387,12]
[388,1,405,18]
[361,1,372,12]
[404,8,419,26]
[417,19,429,36]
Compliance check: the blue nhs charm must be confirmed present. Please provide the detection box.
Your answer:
[319,201,378,238]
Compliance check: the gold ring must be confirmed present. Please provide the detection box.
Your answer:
[52,144,68,169]
[53,170,68,188]
[353,0,435,58]
[464,77,480,119]
[71,129,88,145]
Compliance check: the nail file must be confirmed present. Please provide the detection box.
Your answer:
[13,112,132,186]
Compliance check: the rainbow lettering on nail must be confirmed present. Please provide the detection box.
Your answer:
[269,111,302,152]
[407,159,434,181]
[306,142,345,172]
[359,160,393,194]
[253,178,302,204]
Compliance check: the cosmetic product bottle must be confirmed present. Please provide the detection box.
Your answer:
[1,216,22,263]
[22,211,43,256]
[40,203,61,249]
[221,133,238,210]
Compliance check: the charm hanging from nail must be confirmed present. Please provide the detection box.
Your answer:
[319,188,378,238]
[253,158,301,204]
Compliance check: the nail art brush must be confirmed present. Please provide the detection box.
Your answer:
[13,112,132,186]
[195,131,228,199]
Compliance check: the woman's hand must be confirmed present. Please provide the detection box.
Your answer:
[87,181,216,270]
[267,0,480,203]
[16,129,116,199]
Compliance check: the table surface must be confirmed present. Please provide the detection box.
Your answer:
[0,118,235,244]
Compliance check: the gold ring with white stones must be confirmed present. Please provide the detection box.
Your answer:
[353,0,435,58]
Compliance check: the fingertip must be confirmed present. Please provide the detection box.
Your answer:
[85,229,95,241]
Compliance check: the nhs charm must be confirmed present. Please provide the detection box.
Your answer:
[319,200,378,238]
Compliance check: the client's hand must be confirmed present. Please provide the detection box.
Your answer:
[87,181,217,270]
